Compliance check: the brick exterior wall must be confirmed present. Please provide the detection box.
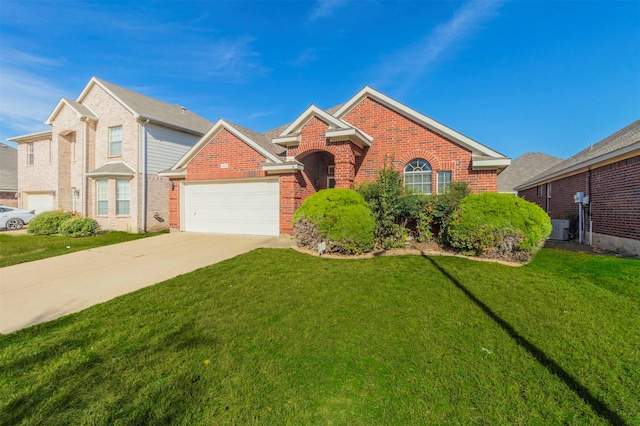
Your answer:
[185,129,270,180]
[343,97,497,191]
[519,155,640,244]
[169,180,181,229]
[16,132,59,212]
[0,192,18,207]
[82,85,142,232]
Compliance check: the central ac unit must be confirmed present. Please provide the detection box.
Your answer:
[550,219,570,240]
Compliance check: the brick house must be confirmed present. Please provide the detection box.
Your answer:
[516,120,640,257]
[0,143,18,207]
[161,86,510,236]
[9,77,212,232]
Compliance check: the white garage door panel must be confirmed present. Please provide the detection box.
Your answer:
[25,193,54,215]
[184,181,279,236]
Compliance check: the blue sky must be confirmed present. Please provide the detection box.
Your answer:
[1,0,638,160]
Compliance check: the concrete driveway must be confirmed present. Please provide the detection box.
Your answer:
[0,232,293,334]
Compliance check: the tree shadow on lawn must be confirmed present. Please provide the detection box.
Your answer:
[1,320,217,425]
[423,254,629,426]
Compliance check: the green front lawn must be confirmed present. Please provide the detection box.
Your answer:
[0,231,165,268]
[1,248,638,425]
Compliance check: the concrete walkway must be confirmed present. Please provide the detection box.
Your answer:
[0,232,293,334]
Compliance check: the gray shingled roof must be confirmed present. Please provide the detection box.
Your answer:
[0,143,17,191]
[498,152,563,193]
[517,119,640,190]
[225,121,286,157]
[62,98,98,119]
[87,161,135,177]
[94,78,213,134]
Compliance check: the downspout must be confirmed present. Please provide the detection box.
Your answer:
[141,119,149,232]
[82,119,88,216]
[588,168,593,246]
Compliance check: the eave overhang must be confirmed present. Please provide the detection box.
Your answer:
[325,128,373,149]
[262,161,304,174]
[272,134,301,147]
[158,167,187,179]
[7,131,53,143]
[471,156,511,171]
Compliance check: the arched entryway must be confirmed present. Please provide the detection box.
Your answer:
[297,150,335,199]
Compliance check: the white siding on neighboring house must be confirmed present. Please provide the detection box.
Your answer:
[146,124,201,174]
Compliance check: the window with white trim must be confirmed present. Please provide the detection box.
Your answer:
[404,158,432,194]
[27,142,34,166]
[109,126,122,156]
[437,171,452,194]
[116,179,130,216]
[96,180,108,215]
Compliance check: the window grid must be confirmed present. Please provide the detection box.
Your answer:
[404,158,432,194]
[116,179,130,216]
[437,171,452,194]
[27,142,34,166]
[109,126,122,156]
[96,180,108,216]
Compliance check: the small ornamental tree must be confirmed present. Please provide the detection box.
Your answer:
[445,193,552,262]
[293,189,375,254]
[358,166,408,249]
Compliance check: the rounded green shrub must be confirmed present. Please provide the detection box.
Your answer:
[446,193,552,261]
[27,210,73,235]
[59,217,101,237]
[293,189,375,254]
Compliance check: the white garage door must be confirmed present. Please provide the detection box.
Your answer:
[24,193,54,215]
[184,180,279,236]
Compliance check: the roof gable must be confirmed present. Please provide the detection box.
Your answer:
[334,86,507,159]
[277,105,352,137]
[77,77,213,135]
[273,105,373,149]
[168,119,283,172]
[45,98,98,125]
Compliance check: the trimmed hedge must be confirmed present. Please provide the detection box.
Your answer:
[446,193,552,261]
[293,189,375,254]
[59,217,101,237]
[27,211,73,235]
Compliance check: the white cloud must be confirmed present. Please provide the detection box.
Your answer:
[0,48,67,143]
[172,36,268,83]
[373,0,505,93]
[309,0,346,22]
[0,68,62,138]
[288,48,319,67]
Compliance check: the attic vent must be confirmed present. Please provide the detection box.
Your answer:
[179,106,186,114]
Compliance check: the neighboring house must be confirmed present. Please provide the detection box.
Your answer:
[498,152,563,194]
[0,143,18,207]
[9,77,212,231]
[161,86,510,236]
[516,119,640,257]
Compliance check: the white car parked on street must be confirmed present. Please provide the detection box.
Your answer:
[0,205,36,230]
